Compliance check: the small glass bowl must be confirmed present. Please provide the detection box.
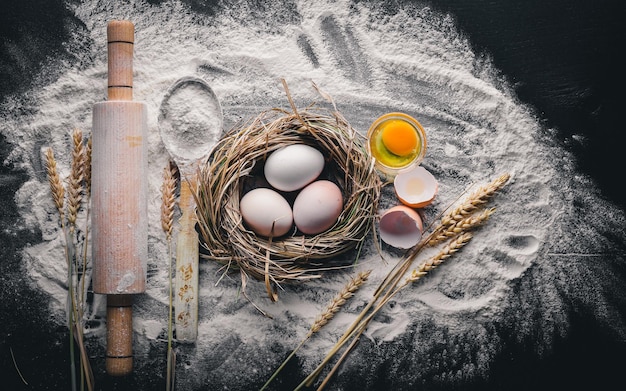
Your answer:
[367,112,427,176]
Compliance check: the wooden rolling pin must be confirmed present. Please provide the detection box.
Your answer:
[91,20,148,376]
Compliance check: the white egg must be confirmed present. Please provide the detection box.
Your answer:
[379,205,423,249]
[293,180,343,235]
[239,188,293,237]
[393,166,438,208]
[264,144,325,192]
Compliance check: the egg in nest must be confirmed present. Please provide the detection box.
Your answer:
[240,144,345,238]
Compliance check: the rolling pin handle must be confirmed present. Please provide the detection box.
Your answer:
[107,20,135,101]
[105,294,134,376]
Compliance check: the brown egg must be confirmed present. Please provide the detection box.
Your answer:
[293,180,343,235]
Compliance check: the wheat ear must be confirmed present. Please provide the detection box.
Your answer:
[408,232,473,284]
[84,136,92,196]
[161,162,178,240]
[440,173,509,227]
[429,173,509,244]
[309,270,371,336]
[67,129,86,232]
[45,148,65,220]
[428,208,495,246]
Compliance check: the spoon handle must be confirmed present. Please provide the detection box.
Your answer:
[175,176,199,341]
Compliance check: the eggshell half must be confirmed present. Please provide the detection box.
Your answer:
[379,205,423,249]
[240,188,293,237]
[264,144,325,192]
[293,180,343,235]
[393,166,438,208]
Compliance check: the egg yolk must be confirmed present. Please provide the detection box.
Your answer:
[381,120,418,156]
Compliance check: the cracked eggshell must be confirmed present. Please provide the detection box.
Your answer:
[393,166,438,208]
[379,205,423,249]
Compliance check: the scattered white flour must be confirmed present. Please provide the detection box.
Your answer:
[1,0,625,389]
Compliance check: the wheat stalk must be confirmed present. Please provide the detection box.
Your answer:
[427,173,508,246]
[74,132,95,391]
[68,129,95,391]
[45,137,94,391]
[45,145,79,391]
[80,135,93,302]
[161,161,179,391]
[298,173,511,390]
[66,130,85,298]
[376,173,510,295]
[309,235,473,391]
[66,129,85,386]
[260,270,371,391]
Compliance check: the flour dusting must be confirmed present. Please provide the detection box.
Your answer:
[1,0,625,389]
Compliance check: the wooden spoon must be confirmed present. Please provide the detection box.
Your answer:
[158,76,223,341]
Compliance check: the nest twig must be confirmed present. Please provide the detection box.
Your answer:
[196,95,381,299]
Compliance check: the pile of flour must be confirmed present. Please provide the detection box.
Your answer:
[2,0,624,389]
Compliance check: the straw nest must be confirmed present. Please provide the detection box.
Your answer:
[196,96,381,300]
